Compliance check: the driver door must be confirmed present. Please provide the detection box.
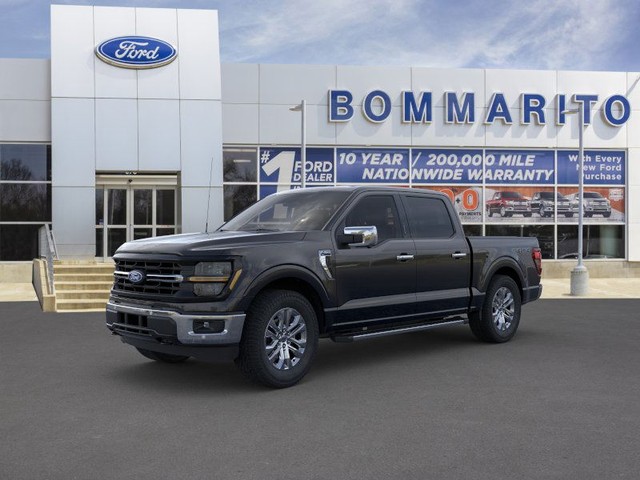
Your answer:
[332,193,417,328]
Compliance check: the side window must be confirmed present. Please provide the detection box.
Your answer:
[404,196,455,239]
[343,195,401,242]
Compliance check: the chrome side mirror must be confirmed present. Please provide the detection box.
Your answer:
[342,226,378,247]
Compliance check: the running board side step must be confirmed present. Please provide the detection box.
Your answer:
[331,317,467,343]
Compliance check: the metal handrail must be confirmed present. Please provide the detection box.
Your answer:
[38,224,58,294]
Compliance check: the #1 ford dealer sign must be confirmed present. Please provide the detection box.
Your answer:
[95,36,177,69]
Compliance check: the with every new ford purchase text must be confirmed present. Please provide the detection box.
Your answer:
[106,187,542,388]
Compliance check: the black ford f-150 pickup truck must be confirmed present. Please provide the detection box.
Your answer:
[107,186,542,388]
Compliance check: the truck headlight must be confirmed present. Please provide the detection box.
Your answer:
[195,261,232,277]
[194,283,225,296]
[191,262,233,297]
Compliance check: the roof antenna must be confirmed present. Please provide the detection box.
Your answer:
[205,156,214,233]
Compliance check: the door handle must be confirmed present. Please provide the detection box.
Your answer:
[396,254,414,262]
[451,252,467,259]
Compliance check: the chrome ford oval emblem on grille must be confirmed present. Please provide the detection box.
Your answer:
[128,270,146,285]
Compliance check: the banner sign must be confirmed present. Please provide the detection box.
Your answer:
[484,150,554,184]
[259,147,334,184]
[420,186,483,223]
[336,148,410,183]
[411,149,483,184]
[557,150,625,185]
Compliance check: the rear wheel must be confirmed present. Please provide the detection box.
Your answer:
[136,347,189,363]
[469,275,521,343]
[236,289,319,388]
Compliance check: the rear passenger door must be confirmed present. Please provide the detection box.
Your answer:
[400,194,471,317]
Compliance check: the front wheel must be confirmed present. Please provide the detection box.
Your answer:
[469,275,521,343]
[236,289,319,388]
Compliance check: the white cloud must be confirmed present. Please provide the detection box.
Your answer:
[218,0,633,71]
[0,0,635,70]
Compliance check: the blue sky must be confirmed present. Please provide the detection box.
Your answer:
[1,0,639,71]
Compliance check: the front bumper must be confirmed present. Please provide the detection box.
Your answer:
[106,301,245,345]
[505,206,531,213]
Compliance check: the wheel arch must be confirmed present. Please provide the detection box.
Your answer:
[482,257,525,299]
[238,265,330,334]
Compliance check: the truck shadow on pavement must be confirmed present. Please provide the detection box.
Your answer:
[105,324,542,392]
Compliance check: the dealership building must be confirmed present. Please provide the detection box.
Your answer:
[1,4,639,280]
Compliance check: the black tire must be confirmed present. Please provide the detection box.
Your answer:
[487,206,493,217]
[565,213,574,218]
[469,275,521,343]
[603,212,611,218]
[235,289,319,388]
[585,213,592,218]
[135,347,189,363]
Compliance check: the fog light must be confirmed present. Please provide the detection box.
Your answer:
[194,283,225,296]
[193,319,225,334]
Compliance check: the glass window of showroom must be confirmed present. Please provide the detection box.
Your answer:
[222,146,625,260]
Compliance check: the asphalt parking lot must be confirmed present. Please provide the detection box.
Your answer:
[1,300,639,480]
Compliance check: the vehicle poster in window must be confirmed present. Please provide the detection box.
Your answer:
[336,148,409,183]
[414,186,482,223]
[557,150,625,185]
[485,187,543,223]
[557,187,625,223]
[259,147,334,185]
[484,150,554,184]
[528,187,565,223]
[410,149,483,184]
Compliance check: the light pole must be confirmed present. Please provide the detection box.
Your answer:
[289,100,307,188]
[562,104,589,295]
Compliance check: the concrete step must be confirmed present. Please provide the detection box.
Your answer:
[55,281,113,291]
[56,290,111,300]
[54,273,114,283]
[54,265,115,275]
[55,299,109,311]
[56,309,107,314]
[53,260,114,266]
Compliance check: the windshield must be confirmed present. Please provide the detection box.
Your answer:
[584,192,604,199]
[501,191,522,199]
[539,192,554,199]
[220,189,351,232]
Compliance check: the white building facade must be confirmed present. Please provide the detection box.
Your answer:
[0,4,639,270]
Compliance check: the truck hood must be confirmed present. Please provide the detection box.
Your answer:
[114,230,307,256]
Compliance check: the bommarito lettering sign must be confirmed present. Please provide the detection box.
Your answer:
[328,90,631,127]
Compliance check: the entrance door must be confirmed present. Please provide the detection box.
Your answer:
[95,175,178,258]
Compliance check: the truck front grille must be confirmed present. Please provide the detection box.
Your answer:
[113,260,182,296]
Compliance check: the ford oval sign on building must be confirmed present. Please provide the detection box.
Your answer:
[95,36,177,69]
